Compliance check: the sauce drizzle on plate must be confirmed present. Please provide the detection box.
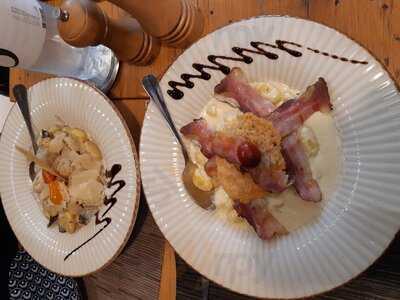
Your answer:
[64,164,125,261]
[167,39,368,100]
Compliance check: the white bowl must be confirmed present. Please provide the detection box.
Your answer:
[0,78,140,276]
[140,16,400,298]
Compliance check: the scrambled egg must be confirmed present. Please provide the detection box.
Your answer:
[250,81,299,106]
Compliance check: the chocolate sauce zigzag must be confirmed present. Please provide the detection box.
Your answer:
[64,164,125,261]
[167,39,368,100]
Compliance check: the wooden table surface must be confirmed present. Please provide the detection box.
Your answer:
[10,0,400,299]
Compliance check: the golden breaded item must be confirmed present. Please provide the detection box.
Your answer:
[216,157,266,203]
[224,113,285,171]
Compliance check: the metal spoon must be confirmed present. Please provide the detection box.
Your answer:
[13,84,38,181]
[142,75,214,210]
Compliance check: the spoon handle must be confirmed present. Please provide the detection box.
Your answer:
[13,85,38,154]
[142,75,189,161]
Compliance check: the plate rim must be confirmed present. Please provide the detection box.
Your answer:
[140,15,400,298]
[0,77,141,277]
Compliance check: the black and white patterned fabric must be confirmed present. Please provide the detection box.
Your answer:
[8,250,81,300]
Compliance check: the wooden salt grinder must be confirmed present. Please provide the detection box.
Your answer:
[58,0,160,64]
[94,0,204,48]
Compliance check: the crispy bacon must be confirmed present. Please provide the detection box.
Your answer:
[249,167,288,193]
[234,200,287,240]
[180,118,214,157]
[215,69,332,137]
[282,132,322,202]
[180,119,261,169]
[269,78,332,137]
[214,67,276,118]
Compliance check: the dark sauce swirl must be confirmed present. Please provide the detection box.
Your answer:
[306,47,367,64]
[167,39,368,100]
[64,164,125,261]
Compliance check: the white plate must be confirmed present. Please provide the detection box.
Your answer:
[140,16,400,298]
[0,78,140,276]
[0,95,13,133]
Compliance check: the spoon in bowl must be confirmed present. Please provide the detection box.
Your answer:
[13,84,38,181]
[143,75,211,300]
[142,75,214,210]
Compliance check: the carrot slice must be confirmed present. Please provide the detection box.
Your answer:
[49,181,63,205]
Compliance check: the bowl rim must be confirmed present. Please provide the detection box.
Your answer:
[140,15,400,299]
[0,77,141,277]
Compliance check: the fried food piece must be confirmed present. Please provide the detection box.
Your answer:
[223,113,285,172]
[215,157,266,203]
[223,113,288,192]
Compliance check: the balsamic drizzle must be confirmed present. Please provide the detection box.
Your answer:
[64,164,125,261]
[306,47,367,64]
[102,164,126,217]
[167,39,368,100]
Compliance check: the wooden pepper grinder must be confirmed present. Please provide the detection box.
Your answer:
[58,0,160,65]
[94,0,204,48]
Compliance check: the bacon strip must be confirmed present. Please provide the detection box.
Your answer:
[215,69,332,137]
[204,156,218,178]
[249,167,288,193]
[180,119,261,169]
[214,67,276,118]
[181,119,288,193]
[214,70,329,200]
[234,200,287,240]
[180,118,214,157]
[269,78,331,137]
[282,132,322,202]
[269,79,329,201]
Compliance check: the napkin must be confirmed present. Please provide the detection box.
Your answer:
[0,95,13,133]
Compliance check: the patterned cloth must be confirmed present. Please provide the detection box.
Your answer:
[8,250,81,300]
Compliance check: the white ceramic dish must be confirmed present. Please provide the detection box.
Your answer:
[0,78,140,276]
[140,16,400,298]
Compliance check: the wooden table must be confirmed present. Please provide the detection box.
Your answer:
[10,1,400,299]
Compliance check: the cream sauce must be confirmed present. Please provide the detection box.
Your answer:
[267,112,341,232]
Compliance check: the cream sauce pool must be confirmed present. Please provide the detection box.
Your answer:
[267,112,341,232]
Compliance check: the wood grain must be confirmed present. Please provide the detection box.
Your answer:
[101,0,400,96]
[159,241,177,300]
[309,0,400,88]
[11,0,400,98]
